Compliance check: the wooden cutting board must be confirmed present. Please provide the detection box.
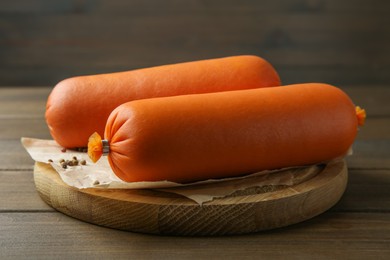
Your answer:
[33,160,347,236]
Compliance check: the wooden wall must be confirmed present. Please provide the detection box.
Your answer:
[0,0,389,87]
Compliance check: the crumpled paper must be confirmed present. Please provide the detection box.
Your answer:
[22,137,323,204]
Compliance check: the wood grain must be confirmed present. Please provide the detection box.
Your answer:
[1,212,389,259]
[33,160,347,235]
[0,170,52,211]
[0,87,50,118]
[2,168,390,213]
[1,0,389,86]
[334,169,390,212]
[0,85,389,257]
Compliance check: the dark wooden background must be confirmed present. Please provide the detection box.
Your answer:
[0,0,389,87]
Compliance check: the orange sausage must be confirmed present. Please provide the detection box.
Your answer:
[88,83,365,183]
[46,55,280,148]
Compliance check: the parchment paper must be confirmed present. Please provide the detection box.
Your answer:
[22,137,323,204]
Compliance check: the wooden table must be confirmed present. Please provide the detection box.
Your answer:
[1,86,389,259]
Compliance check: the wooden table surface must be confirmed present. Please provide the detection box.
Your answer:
[1,86,389,259]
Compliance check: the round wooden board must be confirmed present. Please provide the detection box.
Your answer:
[33,160,347,236]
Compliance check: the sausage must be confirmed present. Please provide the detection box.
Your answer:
[46,55,281,148]
[88,83,365,183]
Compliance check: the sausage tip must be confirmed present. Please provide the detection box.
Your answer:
[88,132,104,163]
[355,106,366,126]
